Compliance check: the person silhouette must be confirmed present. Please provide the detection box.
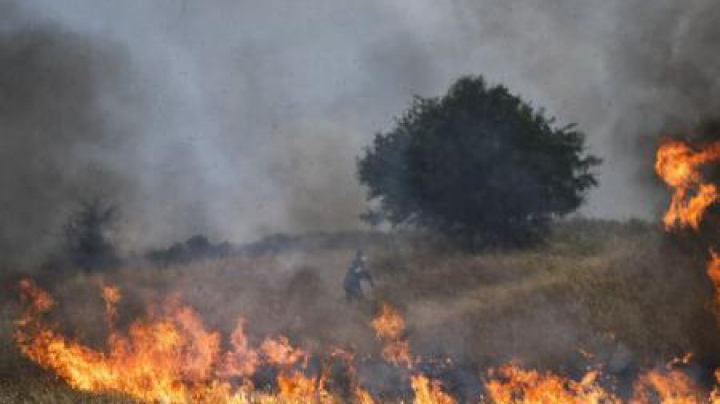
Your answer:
[343,250,374,302]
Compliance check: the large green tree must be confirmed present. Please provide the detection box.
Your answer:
[357,76,600,248]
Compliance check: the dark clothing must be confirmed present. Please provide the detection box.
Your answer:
[343,257,373,301]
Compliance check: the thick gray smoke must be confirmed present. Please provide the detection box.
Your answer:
[0,3,145,266]
[3,0,720,265]
[602,0,720,215]
[445,0,720,218]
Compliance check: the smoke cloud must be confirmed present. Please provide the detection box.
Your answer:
[0,3,144,266]
[3,0,720,265]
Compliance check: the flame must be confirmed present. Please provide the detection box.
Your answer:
[276,371,330,403]
[370,303,412,367]
[218,319,259,378]
[355,388,376,404]
[14,280,720,403]
[12,138,720,403]
[411,375,456,404]
[631,370,704,404]
[15,280,316,404]
[656,140,720,314]
[260,336,307,367]
[485,365,620,404]
[655,140,720,230]
[652,138,720,404]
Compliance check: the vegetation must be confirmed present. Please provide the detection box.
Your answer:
[145,234,232,266]
[61,199,119,272]
[358,76,601,249]
[0,220,714,402]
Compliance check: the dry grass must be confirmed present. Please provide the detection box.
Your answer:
[372,220,716,371]
[0,219,716,401]
[0,379,137,403]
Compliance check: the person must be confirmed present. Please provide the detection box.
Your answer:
[343,250,374,302]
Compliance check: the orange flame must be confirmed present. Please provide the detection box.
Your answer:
[218,319,259,378]
[655,140,720,230]
[355,387,377,404]
[656,139,720,317]
[652,138,720,404]
[631,370,705,404]
[485,365,620,404]
[15,280,720,403]
[411,375,456,404]
[14,280,317,404]
[276,371,330,403]
[11,138,720,403]
[370,303,412,367]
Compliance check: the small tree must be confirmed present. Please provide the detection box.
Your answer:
[357,76,600,248]
[62,199,119,271]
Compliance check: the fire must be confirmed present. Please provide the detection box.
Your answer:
[631,370,704,404]
[276,371,330,403]
[355,387,377,404]
[485,365,619,404]
[14,280,720,403]
[652,138,720,404]
[11,138,720,403]
[656,139,720,313]
[370,303,412,367]
[15,280,317,404]
[218,319,258,378]
[14,280,464,403]
[410,375,456,404]
[260,336,307,367]
[655,140,720,230]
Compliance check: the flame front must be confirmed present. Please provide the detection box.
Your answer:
[14,280,461,403]
[14,279,720,403]
[485,365,619,404]
[17,280,239,403]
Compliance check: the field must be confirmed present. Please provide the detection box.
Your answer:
[0,219,716,403]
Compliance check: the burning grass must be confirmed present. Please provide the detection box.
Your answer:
[5,138,720,403]
[0,377,137,403]
[0,216,715,403]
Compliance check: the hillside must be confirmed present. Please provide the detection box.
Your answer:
[0,219,716,402]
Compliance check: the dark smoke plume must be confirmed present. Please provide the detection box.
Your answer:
[0,4,143,267]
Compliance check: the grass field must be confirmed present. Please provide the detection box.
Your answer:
[0,219,716,402]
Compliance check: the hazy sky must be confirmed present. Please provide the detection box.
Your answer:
[2,0,718,263]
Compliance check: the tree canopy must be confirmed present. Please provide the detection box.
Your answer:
[357,76,601,248]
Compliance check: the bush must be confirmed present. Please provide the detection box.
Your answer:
[62,199,119,271]
[357,76,600,249]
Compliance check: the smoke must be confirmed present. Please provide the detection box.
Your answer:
[0,4,144,266]
[3,0,720,265]
[602,0,720,217]
[440,0,720,218]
